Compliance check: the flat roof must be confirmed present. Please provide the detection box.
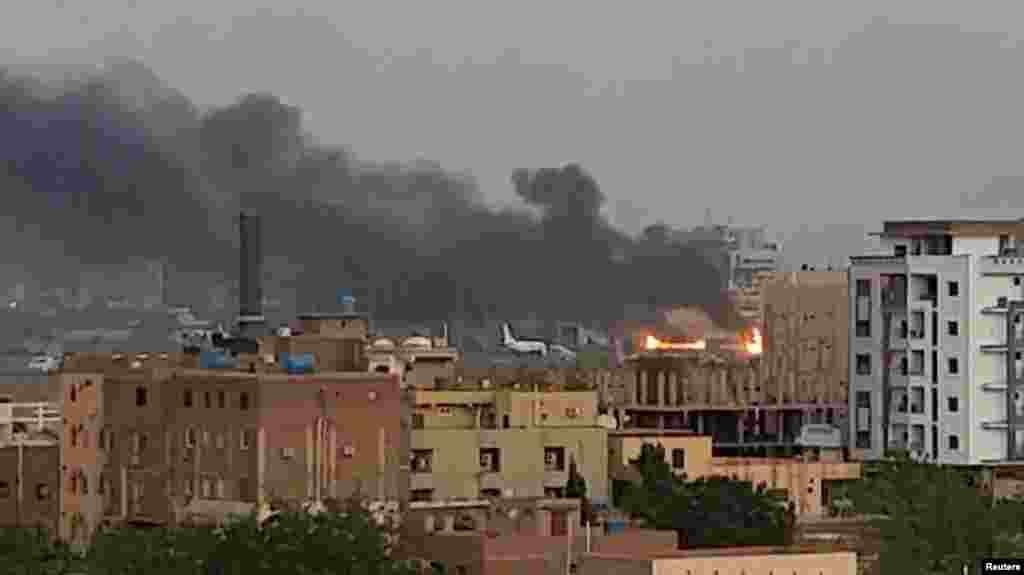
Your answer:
[586,542,855,560]
[296,312,365,320]
[609,429,700,437]
[871,218,1024,237]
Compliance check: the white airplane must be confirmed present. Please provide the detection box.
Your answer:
[497,323,578,362]
[27,355,62,372]
[498,322,548,356]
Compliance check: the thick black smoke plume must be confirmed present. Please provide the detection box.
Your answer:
[0,62,739,328]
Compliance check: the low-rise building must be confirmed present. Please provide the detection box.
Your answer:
[579,544,857,575]
[607,431,861,517]
[410,388,608,502]
[366,333,458,389]
[400,498,680,575]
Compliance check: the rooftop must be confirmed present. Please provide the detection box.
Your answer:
[609,429,699,437]
[872,218,1024,237]
[585,542,855,560]
[296,312,365,320]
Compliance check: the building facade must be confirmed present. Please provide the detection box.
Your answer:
[58,354,408,543]
[760,271,849,428]
[410,388,608,502]
[607,431,860,518]
[580,546,857,575]
[848,219,1024,464]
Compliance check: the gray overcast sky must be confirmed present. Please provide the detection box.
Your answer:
[6,0,1024,266]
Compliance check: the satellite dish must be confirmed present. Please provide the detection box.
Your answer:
[597,414,618,430]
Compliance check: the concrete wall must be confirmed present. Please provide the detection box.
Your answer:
[411,427,608,500]
[608,434,713,481]
[581,550,856,575]
[705,458,861,517]
[762,271,849,406]
[0,443,59,534]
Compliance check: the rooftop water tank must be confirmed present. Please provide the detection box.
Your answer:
[279,352,315,375]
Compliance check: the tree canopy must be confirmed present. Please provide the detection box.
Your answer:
[621,443,791,549]
[838,455,1024,574]
[0,502,421,575]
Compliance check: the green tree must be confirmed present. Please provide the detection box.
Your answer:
[0,501,418,574]
[660,477,789,549]
[842,459,1024,575]
[619,443,788,549]
[564,457,593,525]
[622,443,677,523]
[0,526,78,575]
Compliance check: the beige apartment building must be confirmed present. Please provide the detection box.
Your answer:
[608,431,861,517]
[410,388,608,502]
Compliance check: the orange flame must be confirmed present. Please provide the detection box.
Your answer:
[743,327,763,355]
[645,335,707,351]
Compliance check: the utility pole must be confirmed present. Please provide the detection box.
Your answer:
[16,439,23,528]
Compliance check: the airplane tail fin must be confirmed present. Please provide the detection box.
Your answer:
[500,322,514,345]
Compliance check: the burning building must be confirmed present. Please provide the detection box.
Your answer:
[609,292,847,452]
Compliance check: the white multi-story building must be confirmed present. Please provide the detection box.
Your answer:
[849,219,1024,465]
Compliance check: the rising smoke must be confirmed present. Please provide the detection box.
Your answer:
[0,61,739,328]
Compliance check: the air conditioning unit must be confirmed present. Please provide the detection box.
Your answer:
[280,447,295,459]
[438,406,452,416]
[565,407,582,418]
[545,452,557,466]
[342,445,355,457]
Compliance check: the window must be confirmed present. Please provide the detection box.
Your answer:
[135,386,148,407]
[948,357,960,375]
[671,448,686,469]
[411,449,434,472]
[544,447,566,472]
[204,391,212,409]
[185,427,197,448]
[218,391,226,409]
[36,483,50,501]
[948,397,959,413]
[479,448,501,473]
[215,432,226,450]
[1016,276,1022,287]
[184,390,193,407]
[240,392,250,411]
[410,489,434,502]
[240,429,254,451]
[69,385,77,403]
[131,431,147,455]
[947,281,959,297]
[0,481,10,499]
[947,321,959,336]
[70,425,80,448]
[894,245,907,256]
[856,279,871,298]
[856,354,872,376]
[948,434,960,450]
